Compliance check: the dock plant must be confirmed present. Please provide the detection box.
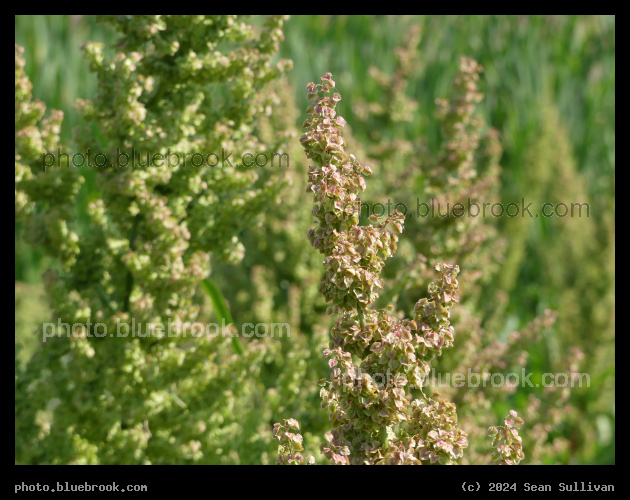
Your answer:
[274,72,522,465]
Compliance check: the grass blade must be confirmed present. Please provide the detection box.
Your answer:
[201,277,243,355]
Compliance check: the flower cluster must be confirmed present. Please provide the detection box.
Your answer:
[15,44,83,271]
[488,411,525,465]
[15,15,300,465]
[301,73,405,312]
[275,73,476,465]
[273,419,314,465]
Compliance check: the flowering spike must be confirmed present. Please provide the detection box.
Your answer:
[279,73,468,465]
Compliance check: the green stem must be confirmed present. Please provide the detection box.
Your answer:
[380,426,390,450]
[357,300,365,329]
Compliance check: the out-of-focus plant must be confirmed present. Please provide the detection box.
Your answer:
[325,27,589,465]
[14,15,310,465]
[488,98,615,462]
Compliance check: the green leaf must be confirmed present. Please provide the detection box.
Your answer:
[201,277,243,355]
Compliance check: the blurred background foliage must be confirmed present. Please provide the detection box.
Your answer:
[15,15,614,464]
